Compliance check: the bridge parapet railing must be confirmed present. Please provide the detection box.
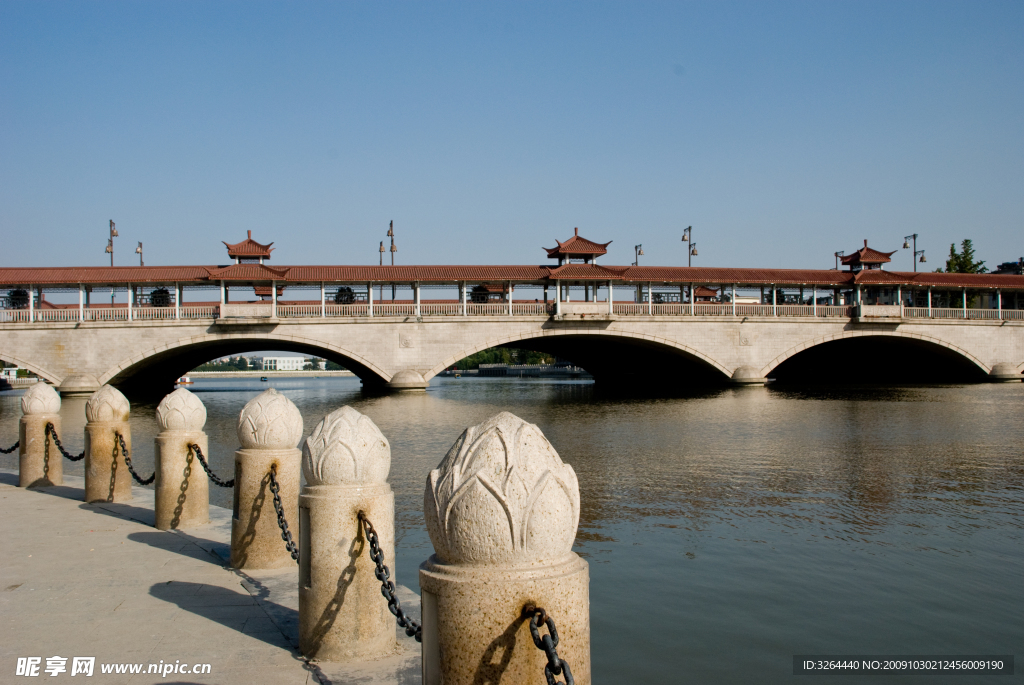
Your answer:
[734,304,774,316]
[0,310,32,323]
[325,304,369,317]
[277,304,321,318]
[816,305,853,317]
[419,303,460,316]
[612,303,647,315]
[131,307,177,321]
[179,306,218,319]
[511,303,549,315]
[84,308,130,322]
[374,303,416,317]
[466,303,509,316]
[692,303,730,316]
[775,304,816,316]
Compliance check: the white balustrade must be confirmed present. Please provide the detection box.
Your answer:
[276,304,321,318]
[324,303,369,317]
[419,303,461,316]
[466,303,508,316]
[374,303,417,316]
[510,302,548,315]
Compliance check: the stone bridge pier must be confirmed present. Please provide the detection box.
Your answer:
[0,312,1020,398]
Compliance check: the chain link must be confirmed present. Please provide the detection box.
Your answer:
[0,440,18,454]
[116,432,154,485]
[268,464,299,563]
[358,511,422,643]
[188,443,234,487]
[524,605,574,685]
[45,423,84,461]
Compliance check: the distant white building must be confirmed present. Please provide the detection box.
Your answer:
[261,356,306,371]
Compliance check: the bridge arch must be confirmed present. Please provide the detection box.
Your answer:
[763,330,990,382]
[0,349,62,385]
[99,332,392,394]
[425,328,733,384]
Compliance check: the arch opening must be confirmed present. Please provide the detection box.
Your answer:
[106,338,389,398]
[441,333,731,392]
[769,336,988,384]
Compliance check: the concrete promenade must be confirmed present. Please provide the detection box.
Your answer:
[0,469,420,684]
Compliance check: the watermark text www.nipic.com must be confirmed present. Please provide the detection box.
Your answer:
[15,657,213,677]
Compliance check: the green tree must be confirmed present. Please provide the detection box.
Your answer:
[453,347,554,369]
[937,239,988,308]
[940,239,988,274]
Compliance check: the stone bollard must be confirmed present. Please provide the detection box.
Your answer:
[419,412,591,685]
[153,388,210,530]
[299,406,397,661]
[231,388,303,570]
[19,383,63,488]
[84,385,133,503]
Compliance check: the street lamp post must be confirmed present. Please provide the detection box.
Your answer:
[834,250,844,270]
[135,242,143,267]
[903,234,926,272]
[633,244,644,266]
[106,220,118,306]
[682,226,696,267]
[388,221,397,300]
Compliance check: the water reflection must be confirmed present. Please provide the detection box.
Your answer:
[1,378,1021,684]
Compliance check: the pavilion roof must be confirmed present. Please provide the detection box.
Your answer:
[223,231,275,259]
[544,228,612,258]
[841,241,896,267]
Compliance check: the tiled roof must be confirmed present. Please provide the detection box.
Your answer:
[207,264,290,280]
[841,241,896,266]
[0,266,214,285]
[0,264,1022,290]
[546,264,628,279]
[223,231,274,258]
[544,228,612,257]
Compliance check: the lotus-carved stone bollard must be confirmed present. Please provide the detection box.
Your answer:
[84,385,133,503]
[153,388,210,530]
[19,383,62,488]
[230,388,303,570]
[299,406,397,661]
[419,412,591,685]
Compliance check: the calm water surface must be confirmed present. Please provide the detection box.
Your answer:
[2,378,1022,684]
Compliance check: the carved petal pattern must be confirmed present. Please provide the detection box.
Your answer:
[156,388,207,432]
[85,385,130,423]
[21,383,60,415]
[424,412,579,566]
[236,388,303,449]
[302,406,390,485]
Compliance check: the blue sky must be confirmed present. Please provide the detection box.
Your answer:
[2,1,1021,271]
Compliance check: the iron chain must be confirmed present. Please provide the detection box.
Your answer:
[358,511,422,642]
[45,423,84,461]
[116,432,154,485]
[268,464,299,563]
[525,606,574,685]
[0,440,18,454]
[188,443,234,488]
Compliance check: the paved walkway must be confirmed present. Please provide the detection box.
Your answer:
[0,469,420,684]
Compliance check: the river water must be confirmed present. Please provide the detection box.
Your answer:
[2,377,1022,684]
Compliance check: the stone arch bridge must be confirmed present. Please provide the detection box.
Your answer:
[0,311,1020,396]
[1,252,1022,395]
